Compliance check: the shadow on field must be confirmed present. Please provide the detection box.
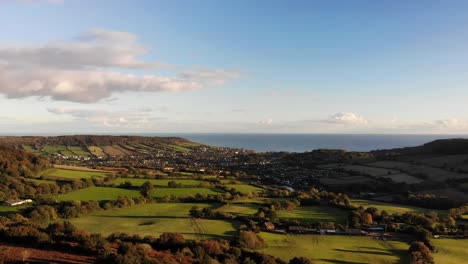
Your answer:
[318,259,368,264]
[97,215,188,219]
[334,249,393,256]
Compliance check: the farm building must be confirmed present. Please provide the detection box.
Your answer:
[3,199,33,206]
[340,228,368,236]
[263,222,275,231]
[289,226,315,234]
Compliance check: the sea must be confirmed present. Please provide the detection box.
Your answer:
[145,133,468,153]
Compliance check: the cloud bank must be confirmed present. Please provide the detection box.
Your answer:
[0,29,239,103]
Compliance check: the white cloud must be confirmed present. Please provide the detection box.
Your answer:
[47,107,163,128]
[0,29,239,103]
[258,118,273,125]
[325,112,368,125]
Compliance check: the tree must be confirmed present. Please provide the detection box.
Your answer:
[140,181,153,198]
[239,231,266,250]
[289,257,313,264]
[408,242,434,264]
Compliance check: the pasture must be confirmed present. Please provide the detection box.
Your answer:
[351,199,445,215]
[342,165,423,184]
[151,187,223,198]
[53,187,140,201]
[39,168,109,180]
[217,203,260,216]
[68,203,238,240]
[259,232,409,263]
[225,184,264,194]
[276,206,348,224]
[433,239,468,264]
[111,178,204,187]
[87,146,107,157]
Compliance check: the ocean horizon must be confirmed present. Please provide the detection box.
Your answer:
[144,133,468,152]
[1,133,467,153]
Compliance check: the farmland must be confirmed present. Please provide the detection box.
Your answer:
[225,184,264,194]
[110,178,204,187]
[217,203,260,216]
[38,168,110,180]
[433,239,468,264]
[351,199,445,215]
[68,203,238,240]
[53,187,141,201]
[151,187,224,198]
[259,232,410,263]
[276,206,348,224]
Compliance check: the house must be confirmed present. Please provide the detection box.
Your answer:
[366,226,385,233]
[263,222,275,231]
[289,226,315,234]
[319,229,337,235]
[3,199,33,206]
[341,228,367,236]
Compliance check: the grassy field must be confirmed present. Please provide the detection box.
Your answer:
[351,199,445,215]
[151,187,223,198]
[101,146,125,156]
[53,187,141,201]
[260,232,409,263]
[68,203,237,240]
[67,146,91,156]
[87,146,107,157]
[433,239,468,264]
[217,203,260,216]
[225,184,264,194]
[0,205,19,215]
[276,206,349,224]
[39,168,109,180]
[111,178,204,187]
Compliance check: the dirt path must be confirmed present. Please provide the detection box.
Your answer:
[191,218,207,240]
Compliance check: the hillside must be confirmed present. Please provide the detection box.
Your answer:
[0,144,50,177]
[0,135,205,158]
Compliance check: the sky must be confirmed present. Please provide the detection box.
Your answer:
[1,0,468,134]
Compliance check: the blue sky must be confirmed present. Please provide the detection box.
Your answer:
[1,0,468,134]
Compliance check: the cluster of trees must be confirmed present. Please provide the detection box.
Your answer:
[393,193,463,210]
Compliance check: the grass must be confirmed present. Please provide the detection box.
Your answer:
[225,184,264,194]
[43,145,67,155]
[276,206,349,224]
[68,203,238,240]
[87,146,107,157]
[351,199,445,215]
[67,146,91,157]
[21,145,41,154]
[111,178,204,187]
[151,187,224,198]
[53,187,141,201]
[433,239,468,264]
[0,205,19,215]
[217,203,261,216]
[259,232,409,263]
[39,168,109,180]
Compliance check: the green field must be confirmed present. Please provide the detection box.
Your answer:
[151,187,223,198]
[260,232,409,263]
[218,203,260,216]
[67,146,91,156]
[68,203,237,240]
[351,199,445,215]
[433,239,468,264]
[225,184,264,194]
[54,187,140,201]
[0,205,19,215]
[276,206,348,224]
[21,145,41,154]
[111,178,204,187]
[39,168,109,180]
